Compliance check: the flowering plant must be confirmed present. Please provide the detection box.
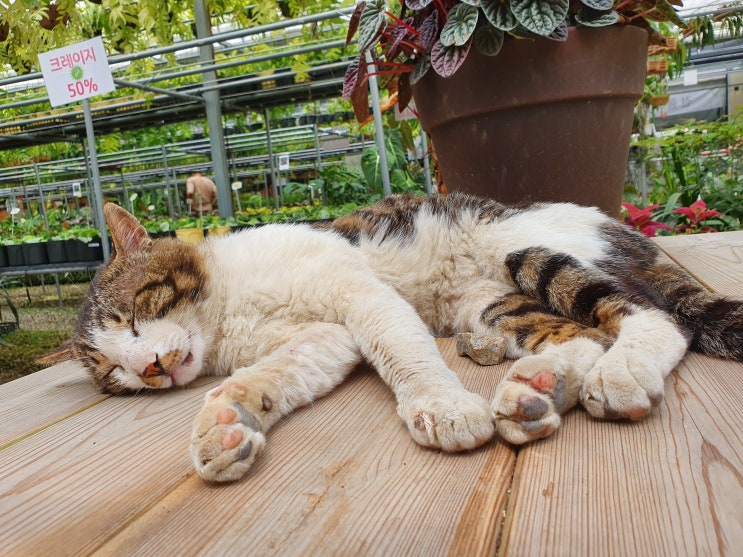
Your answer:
[343,0,686,120]
[621,203,672,237]
[622,199,726,237]
[673,199,722,234]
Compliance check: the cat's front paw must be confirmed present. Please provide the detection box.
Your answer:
[190,384,266,482]
[397,389,494,452]
[492,355,574,444]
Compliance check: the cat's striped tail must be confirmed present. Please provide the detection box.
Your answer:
[642,263,743,361]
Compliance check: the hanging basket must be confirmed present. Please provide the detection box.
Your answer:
[649,94,671,107]
[647,60,669,76]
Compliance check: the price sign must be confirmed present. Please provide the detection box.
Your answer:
[38,37,115,107]
[278,153,290,171]
[72,182,82,198]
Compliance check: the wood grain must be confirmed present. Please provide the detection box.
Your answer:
[93,362,514,557]
[0,361,107,447]
[498,353,743,557]
[0,376,219,557]
[2,232,742,556]
[654,230,743,296]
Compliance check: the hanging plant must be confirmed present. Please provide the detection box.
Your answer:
[38,3,69,31]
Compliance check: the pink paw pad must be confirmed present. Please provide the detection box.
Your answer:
[529,371,556,392]
[217,407,237,425]
[221,429,244,450]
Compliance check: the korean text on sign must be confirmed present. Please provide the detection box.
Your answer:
[48,47,97,73]
[38,36,115,107]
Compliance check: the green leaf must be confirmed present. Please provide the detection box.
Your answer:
[481,0,518,32]
[439,4,478,47]
[474,24,505,56]
[511,0,569,37]
[361,148,384,192]
[409,55,432,85]
[579,0,613,10]
[575,7,619,27]
[430,40,472,77]
[358,0,387,51]
[405,0,434,8]
[648,0,687,28]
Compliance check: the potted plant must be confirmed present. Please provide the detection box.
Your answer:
[21,234,50,266]
[68,226,104,262]
[174,217,205,244]
[344,0,686,215]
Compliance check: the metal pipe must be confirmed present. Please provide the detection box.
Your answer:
[194,0,232,217]
[365,51,391,197]
[0,8,355,87]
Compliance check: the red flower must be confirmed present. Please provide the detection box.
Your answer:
[673,199,721,226]
[621,203,672,237]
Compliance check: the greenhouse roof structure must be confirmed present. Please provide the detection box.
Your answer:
[0,8,356,151]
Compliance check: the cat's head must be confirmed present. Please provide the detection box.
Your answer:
[39,204,210,394]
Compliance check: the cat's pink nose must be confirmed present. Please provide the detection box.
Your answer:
[143,358,165,377]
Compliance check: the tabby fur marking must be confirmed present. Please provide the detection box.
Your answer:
[41,193,743,482]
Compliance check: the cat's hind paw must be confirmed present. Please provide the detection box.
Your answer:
[190,396,266,482]
[579,353,664,421]
[492,355,572,445]
[397,390,494,452]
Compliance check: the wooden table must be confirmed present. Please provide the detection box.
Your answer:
[1,232,742,556]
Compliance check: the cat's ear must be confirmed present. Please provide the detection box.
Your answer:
[36,340,75,366]
[104,203,152,257]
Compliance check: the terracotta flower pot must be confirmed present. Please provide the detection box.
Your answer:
[411,26,648,216]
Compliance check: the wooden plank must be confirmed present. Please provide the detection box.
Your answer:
[499,354,743,556]
[0,375,220,557]
[654,231,743,297]
[1,347,516,557]
[93,354,515,557]
[499,232,743,555]
[0,361,108,447]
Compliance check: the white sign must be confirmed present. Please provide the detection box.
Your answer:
[683,69,698,87]
[278,153,290,171]
[72,182,82,198]
[38,36,115,107]
[231,181,243,190]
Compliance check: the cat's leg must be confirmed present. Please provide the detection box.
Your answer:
[342,280,495,453]
[507,247,690,422]
[456,290,613,443]
[190,322,362,482]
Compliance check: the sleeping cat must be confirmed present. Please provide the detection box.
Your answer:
[42,192,743,482]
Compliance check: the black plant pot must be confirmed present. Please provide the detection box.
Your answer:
[78,240,104,262]
[5,245,24,267]
[65,240,82,262]
[22,243,49,266]
[0,245,8,268]
[46,240,70,264]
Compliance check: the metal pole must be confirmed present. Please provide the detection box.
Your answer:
[194,0,233,217]
[83,98,111,262]
[264,109,280,210]
[313,122,323,171]
[161,146,175,218]
[421,130,433,196]
[33,164,50,231]
[365,51,391,197]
